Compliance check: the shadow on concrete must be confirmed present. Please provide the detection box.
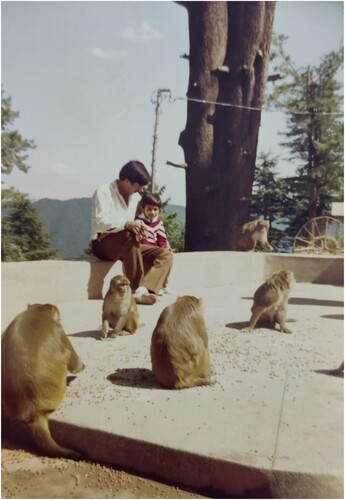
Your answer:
[69,330,100,340]
[314,259,344,285]
[107,368,160,389]
[289,298,344,307]
[241,297,343,307]
[313,368,344,379]
[225,322,288,334]
[225,321,250,330]
[67,375,78,385]
[1,418,39,454]
[321,314,344,320]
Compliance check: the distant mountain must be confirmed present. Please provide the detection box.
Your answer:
[33,198,92,259]
[165,203,185,224]
[33,198,185,259]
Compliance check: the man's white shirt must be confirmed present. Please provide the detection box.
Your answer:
[91,181,141,239]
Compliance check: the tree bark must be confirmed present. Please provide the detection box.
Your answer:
[179,1,276,251]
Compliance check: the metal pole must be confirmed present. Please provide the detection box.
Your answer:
[150,89,171,191]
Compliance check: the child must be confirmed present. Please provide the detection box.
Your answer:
[135,193,174,294]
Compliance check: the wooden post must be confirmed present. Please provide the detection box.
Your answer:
[150,89,171,190]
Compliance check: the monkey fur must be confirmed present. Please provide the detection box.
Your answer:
[235,219,273,252]
[242,270,295,333]
[100,275,139,339]
[150,295,215,389]
[1,303,85,458]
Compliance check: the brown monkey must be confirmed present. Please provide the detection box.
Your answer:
[100,275,139,339]
[1,304,85,459]
[235,219,273,251]
[150,296,215,389]
[242,270,295,333]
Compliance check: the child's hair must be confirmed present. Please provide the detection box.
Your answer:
[141,193,162,209]
[119,160,150,186]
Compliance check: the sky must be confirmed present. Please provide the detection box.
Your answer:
[2,0,344,206]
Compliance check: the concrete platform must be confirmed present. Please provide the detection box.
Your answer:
[1,254,344,498]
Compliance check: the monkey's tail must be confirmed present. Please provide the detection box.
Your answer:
[176,375,216,390]
[29,414,81,459]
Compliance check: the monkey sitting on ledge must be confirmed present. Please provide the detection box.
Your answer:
[151,295,216,389]
[235,219,273,252]
[241,269,295,333]
[1,304,85,458]
[99,275,139,339]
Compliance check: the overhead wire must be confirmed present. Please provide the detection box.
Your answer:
[165,93,343,116]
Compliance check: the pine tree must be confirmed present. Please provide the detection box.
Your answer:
[1,87,36,174]
[1,191,57,262]
[250,153,293,252]
[1,89,56,261]
[268,40,343,236]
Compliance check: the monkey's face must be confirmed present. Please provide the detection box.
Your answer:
[109,276,130,296]
[276,270,295,289]
[285,270,295,287]
[116,282,130,296]
[257,221,269,233]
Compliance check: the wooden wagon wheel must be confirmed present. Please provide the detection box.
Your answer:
[293,216,344,255]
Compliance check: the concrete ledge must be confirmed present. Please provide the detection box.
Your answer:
[1,252,343,329]
[50,421,271,496]
[45,284,344,497]
[49,420,343,498]
[264,253,344,285]
[1,258,343,497]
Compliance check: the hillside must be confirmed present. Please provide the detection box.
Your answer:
[33,198,92,259]
[33,198,185,259]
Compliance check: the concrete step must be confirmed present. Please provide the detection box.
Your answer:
[38,282,345,498]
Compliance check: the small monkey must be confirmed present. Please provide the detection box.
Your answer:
[150,296,215,389]
[1,304,85,459]
[100,275,139,339]
[235,219,273,252]
[242,269,295,333]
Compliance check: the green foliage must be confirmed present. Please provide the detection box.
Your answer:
[1,89,56,261]
[267,38,344,239]
[160,210,185,253]
[1,87,36,175]
[251,153,294,252]
[81,242,93,259]
[1,190,57,262]
[142,184,185,252]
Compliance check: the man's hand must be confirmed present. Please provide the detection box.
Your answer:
[125,221,147,239]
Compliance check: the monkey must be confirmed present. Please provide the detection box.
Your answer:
[1,303,85,459]
[100,275,139,339]
[150,295,215,389]
[241,270,295,333]
[235,219,273,252]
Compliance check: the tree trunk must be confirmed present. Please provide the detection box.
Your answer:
[179,1,276,251]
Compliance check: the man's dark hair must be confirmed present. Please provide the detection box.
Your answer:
[119,160,150,186]
[141,192,162,208]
